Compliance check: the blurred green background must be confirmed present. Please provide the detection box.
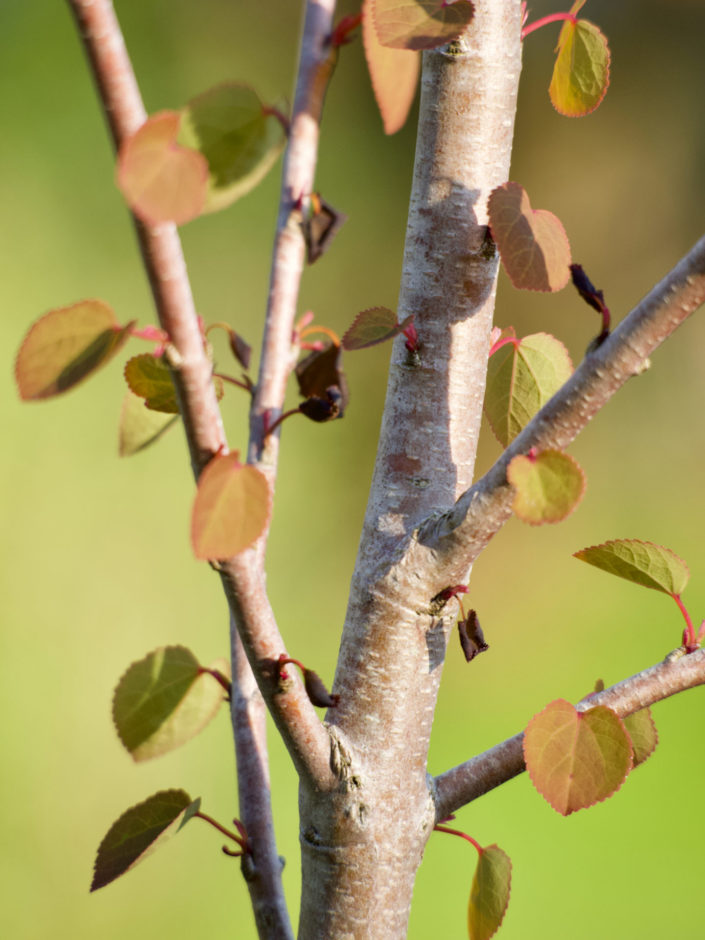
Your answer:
[2,1,704,937]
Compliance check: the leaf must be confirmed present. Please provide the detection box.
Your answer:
[484,332,573,446]
[296,343,348,406]
[124,353,179,414]
[179,83,286,214]
[507,450,585,525]
[91,790,200,891]
[112,646,230,761]
[116,111,208,225]
[363,0,420,134]
[468,844,512,940]
[550,10,611,117]
[15,300,133,401]
[342,307,413,350]
[623,708,658,769]
[374,0,475,51]
[302,194,348,264]
[573,539,690,596]
[191,452,270,560]
[488,182,571,292]
[523,699,633,815]
[118,389,179,457]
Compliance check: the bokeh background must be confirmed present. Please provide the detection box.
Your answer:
[2,1,704,937]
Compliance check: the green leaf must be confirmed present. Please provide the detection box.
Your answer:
[623,708,658,769]
[374,0,475,51]
[113,646,230,761]
[342,307,413,350]
[116,111,208,225]
[179,83,286,214]
[124,353,180,414]
[488,182,571,292]
[118,389,179,457]
[468,844,512,940]
[484,332,573,446]
[507,450,585,525]
[523,699,633,815]
[191,452,271,559]
[550,11,611,117]
[573,539,690,596]
[15,300,133,400]
[363,0,419,134]
[91,790,200,891]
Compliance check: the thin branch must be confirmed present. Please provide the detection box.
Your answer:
[433,646,705,821]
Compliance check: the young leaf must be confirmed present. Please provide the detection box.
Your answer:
[112,646,230,761]
[362,0,420,134]
[124,354,180,414]
[507,450,585,525]
[484,332,573,446]
[573,539,690,596]
[623,708,658,769]
[15,300,133,400]
[342,307,414,350]
[118,389,179,457]
[550,8,611,117]
[191,452,270,560]
[488,182,571,292]
[523,699,633,815]
[179,83,286,214]
[468,844,512,940]
[374,0,475,51]
[458,610,489,663]
[116,111,208,225]
[295,343,349,415]
[91,790,200,891]
[302,194,347,264]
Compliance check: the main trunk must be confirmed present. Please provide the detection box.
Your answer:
[297,5,523,937]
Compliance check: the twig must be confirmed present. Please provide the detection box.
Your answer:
[433,646,705,821]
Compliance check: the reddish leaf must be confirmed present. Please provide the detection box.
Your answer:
[116,111,208,225]
[296,343,348,407]
[623,708,658,769]
[458,610,489,663]
[524,699,633,815]
[191,452,270,560]
[488,182,571,292]
[363,0,419,134]
[550,5,611,117]
[15,300,133,400]
[468,844,512,940]
[303,669,340,708]
[374,0,475,51]
[342,307,413,350]
[302,194,347,264]
[507,449,585,525]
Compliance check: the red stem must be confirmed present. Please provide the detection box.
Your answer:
[195,811,247,849]
[212,371,253,394]
[433,824,482,855]
[672,593,697,651]
[522,12,576,40]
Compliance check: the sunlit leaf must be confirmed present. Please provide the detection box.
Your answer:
[573,539,690,596]
[113,646,230,762]
[124,353,179,414]
[191,452,270,559]
[524,699,633,815]
[15,300,133,400]
[550,8,611,117]
[91,790,200,891]
[363,0,420,133]
[484,332,573,446]
[468,844,512,940]
[507,450,585,525]
[179,83,286,214]
[374,0,475,51]
[118,389,179,457]
[342,307,413,350]
[623,708,658,769]
[116,111,208,225]
[488,182,571,292]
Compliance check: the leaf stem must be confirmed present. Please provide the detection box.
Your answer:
[521,12,576,41]
[434,824,482,855]
[198,666,233,701]
[213,371,254,394]
[194,811,248,850]
[672,593,697,651]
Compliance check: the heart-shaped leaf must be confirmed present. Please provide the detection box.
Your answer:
[488,182,571,292]
[116,111,208,225]
[374,0,475,51]
[91,790,200,891]
[484,332,573,446]
[113,646,230,761]
[342,307,414,350]
[468,844,512,940]
[15,300,134,400]
[507,450,585,525]
[124,353,180,414]
[550,5,611,117]
[363,0,420,133]
[118,389,179,457]
[524,699,633,815]
[573,539,690,596]
[191,452,270,560]
[623,708,658,769]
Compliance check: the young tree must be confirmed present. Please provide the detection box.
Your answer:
[10,1,705,938]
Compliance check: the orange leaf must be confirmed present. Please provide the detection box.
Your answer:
[363,0,419,134]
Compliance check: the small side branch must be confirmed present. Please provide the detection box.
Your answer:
[434,646,705,821]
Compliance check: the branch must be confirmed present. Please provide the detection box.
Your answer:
[433,646,705,821]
